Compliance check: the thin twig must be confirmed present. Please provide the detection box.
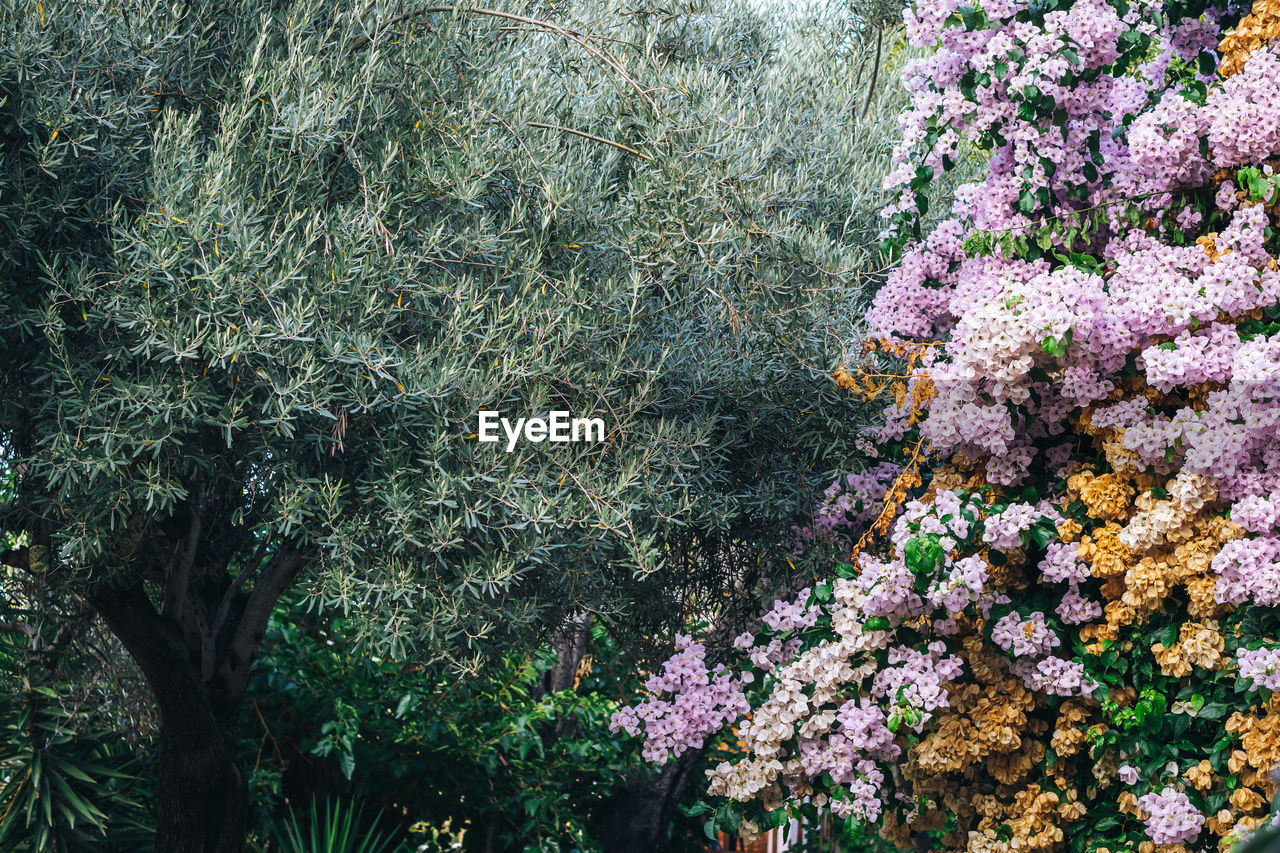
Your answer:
[862,28,882,120]
[527,121,652,161]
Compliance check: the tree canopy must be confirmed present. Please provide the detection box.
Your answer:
[0,0,904,848]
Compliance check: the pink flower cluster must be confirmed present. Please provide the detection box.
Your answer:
[853,554,924,622]
[981,502,1040,550]
[992,611,1060,658]
[1136,788,1205,844]
[835,698,900,759]
[761,590,823,634]
[895,489,982,550]
[1024,656,1094,697]
[1138,323,1239,393]
[1039,542,1089,584]
[871,643,964,730]
[1207,49,1280,169]
[1127,94,1211,192]
[927,553,988,613]
[609,634,750,764]
[1237,646,1280,691]
[1234,494,1280,533]
[1213,536,1280,608]
[1056,585,1103,625]
[830,761,886,822]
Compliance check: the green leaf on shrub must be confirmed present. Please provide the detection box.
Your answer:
[1199,702,1230,720]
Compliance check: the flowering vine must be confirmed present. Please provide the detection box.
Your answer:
[616,0,1280,850]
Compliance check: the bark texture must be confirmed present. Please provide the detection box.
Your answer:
[92,532,304,852]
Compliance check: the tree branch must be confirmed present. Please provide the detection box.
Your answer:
[0,620,37,638]
[92,583,188,715]
[527,122,652,161]
[0,504,38,533]
[0,546,29,572]
[221,549,307,695]
[213,536,271,638]
[862,28,883,121]
[161,483,205,621]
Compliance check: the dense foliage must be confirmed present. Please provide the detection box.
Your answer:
[0,0,881,682]
[0,0,906,848]
[620,0,1280,851]
[241,608,710,851]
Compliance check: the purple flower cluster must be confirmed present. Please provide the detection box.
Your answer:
[1025,656,1095,697]
[761,590,823,634]
[1233,493,1280,533]
[927,553,988,613]
[1213,536,1280,607]
[747,637,803,671]
[1039,542,1089,584]
[1208,48,1280,169]
[793,463,902,550]
[882,204,1280,500]
[797,737,888,823]
[835,698,900,759]
[854,554,925,622]
[1128,93,1211,192]
[981,503,1041,550]
[1136,788,1204,844]
[1238,646,1280,691]
[609,634,749,764]
[871,643,964,730]
[992,611,1060,658]
[1139,323,1239,393]
[1056,585,1103,625]
[835,760,886,822]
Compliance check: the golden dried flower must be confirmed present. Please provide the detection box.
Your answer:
[1069,471,1136,521]
[1231,787,1266,815]
[1186,574,1229,619]
[1207,808,1236,836]
[1079,524,1131,579]
[1179,621,1224,670]
[1219,0,1280,77]
[1152,641,1192,678]
[1184,760,1214,791]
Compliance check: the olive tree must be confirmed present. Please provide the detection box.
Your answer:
[0,0,898,848]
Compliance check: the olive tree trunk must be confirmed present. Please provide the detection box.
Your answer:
[93,547,303,852]
[596,747,705,853]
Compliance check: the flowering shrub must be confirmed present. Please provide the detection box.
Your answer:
[614,0,1280,849]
